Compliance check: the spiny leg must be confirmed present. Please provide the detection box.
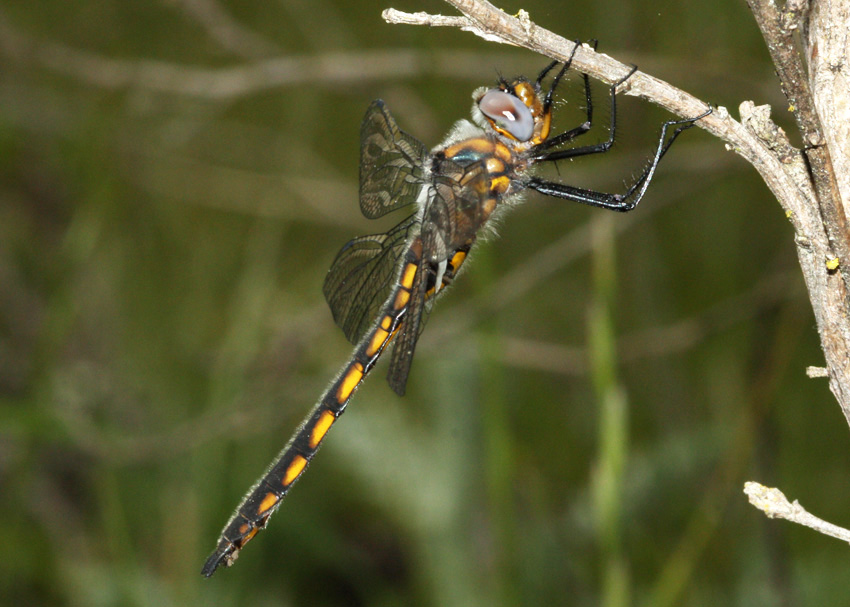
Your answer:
[525,106,712,212]
[534,40,600,154]
[531,64,638,161]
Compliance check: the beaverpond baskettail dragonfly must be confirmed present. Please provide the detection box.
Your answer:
[202,45,710,577]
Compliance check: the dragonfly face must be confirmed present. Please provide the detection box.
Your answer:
[201,48,709,577]
[475,74,554,145]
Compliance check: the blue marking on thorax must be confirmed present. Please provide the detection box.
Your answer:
[447,147,487,167]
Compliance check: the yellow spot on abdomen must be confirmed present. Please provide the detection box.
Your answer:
[310,410,336,449]
[366,325,390,357]
[258,492,278,515]
[237,522,259,544]
[283,455,308,487]
[450,250,467,270]
[400,262,417,289]
[394,288,410,310]
[336,362,364,403]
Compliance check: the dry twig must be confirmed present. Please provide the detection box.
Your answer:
[744,482,850,544]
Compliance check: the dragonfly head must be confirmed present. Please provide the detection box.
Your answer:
[473,73,553,147]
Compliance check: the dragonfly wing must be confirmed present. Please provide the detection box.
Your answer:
[385,161,491,396]
[323,213,419,344]
[360,100,429,219]
[385,239,429,396]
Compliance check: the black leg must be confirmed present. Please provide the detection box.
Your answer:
[535,60,560,88]
[535,39,594,95]
[525,108,712,212]
[539,42,579,114]
[532,42,600,155]
[531,65,638,160]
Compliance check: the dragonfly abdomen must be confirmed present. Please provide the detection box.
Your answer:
[201,241,424,577]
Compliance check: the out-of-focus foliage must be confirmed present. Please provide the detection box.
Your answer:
[1,1,847,606]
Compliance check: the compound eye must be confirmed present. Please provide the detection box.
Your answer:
[478,90,534,142]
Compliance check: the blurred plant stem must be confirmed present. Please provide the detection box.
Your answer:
[588,213,630,607]
[474,244,521,607]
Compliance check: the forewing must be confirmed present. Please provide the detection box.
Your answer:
[323,214,419,345]
[360,100,429,219]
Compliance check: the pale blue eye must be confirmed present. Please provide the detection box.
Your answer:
[478,90,534,141]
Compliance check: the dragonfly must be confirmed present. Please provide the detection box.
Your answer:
[202,45,710,577]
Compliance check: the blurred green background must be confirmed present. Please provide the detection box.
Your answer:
[2,0,847,606]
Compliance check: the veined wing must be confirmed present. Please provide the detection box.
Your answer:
[360,100,429,219]
[385,162,490,395]
[323,214,419,345]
